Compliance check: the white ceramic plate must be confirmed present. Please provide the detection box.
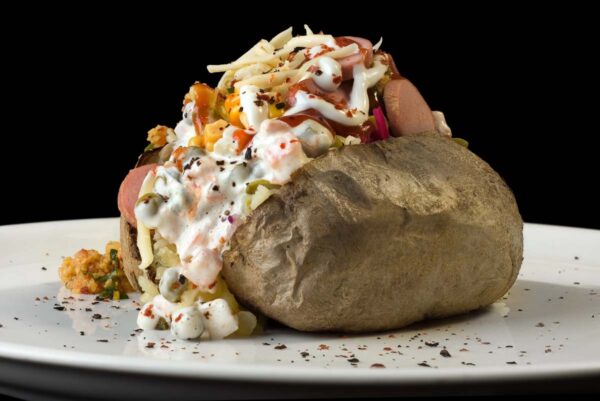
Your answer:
[0,219,599,400]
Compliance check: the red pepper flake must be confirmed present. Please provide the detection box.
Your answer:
[279,143,286,149]
[143,305,154,317]
[370,363,386,368]
[208,281,217,290]
[318,344,329,350]
[146,342,156,349]
[175,313,183,323]
[333,75,342,84]
[383,347,392,351]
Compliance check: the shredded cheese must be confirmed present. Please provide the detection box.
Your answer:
[137,173,157,269]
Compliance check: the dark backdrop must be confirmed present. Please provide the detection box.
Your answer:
[3,6,598,229]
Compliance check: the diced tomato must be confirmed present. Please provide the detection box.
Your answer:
[233,129,253,154]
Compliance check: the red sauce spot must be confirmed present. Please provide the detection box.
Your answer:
[143,304,154,317]
[286,79,347,108]
[175,313,183,322]
[280,143,286,149]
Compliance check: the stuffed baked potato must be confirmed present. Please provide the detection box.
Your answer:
[116,26,523,340]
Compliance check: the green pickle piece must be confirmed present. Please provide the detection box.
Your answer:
[246,179,281,195]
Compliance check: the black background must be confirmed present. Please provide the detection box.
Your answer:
[3,6,598,229]
[1,6,599,401]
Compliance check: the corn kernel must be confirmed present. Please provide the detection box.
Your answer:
[269,103,285,119]
[188,135,203,147]
[229,106,243,127]
[224,93,240,113]
[203,119,228,152]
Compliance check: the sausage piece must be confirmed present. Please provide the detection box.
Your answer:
[336,37,373,80]
[117,163,158,226]
[383,79,435,137]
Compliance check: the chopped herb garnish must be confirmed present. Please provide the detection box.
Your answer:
[97,249,128,300]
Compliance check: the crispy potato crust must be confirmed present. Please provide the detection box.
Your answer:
[120,217,142,292]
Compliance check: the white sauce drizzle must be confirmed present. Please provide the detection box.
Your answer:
[284,55,387,126]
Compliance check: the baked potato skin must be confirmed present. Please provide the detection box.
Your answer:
[120,217,142,292]
[222,133,523,332]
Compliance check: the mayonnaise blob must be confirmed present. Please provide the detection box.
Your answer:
[135,117,316,296]
[291,120,334,157]
[312,56,342,91]
[239,85,268,129]
[170,306,204,340]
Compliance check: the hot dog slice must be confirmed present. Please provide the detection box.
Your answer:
[117,163,158,226]
[383,79,435,137]
[336,37,373,80]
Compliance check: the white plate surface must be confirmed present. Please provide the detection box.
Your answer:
[0,218,599,400]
